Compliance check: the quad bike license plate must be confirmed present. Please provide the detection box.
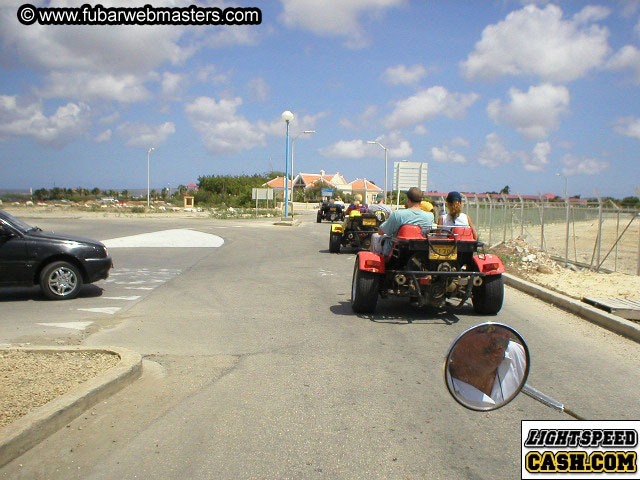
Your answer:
[362,218,377,226]
[429,244,457,260]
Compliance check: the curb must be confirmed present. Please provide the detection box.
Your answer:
[0,346,142,468]
[503,273,640,343]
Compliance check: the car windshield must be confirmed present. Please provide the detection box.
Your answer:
[0,211,34,232]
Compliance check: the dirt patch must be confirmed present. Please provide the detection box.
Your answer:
[0,350,120,429]
[490,237,640,301]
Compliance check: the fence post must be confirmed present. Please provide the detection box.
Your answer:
[636,187,640,276]
[518,195,524,238]
[502,194,508,244]
[475,194,479,232]
[564,195,570,268]
[595,193,603,272]
[539,194,545,251]
[488,195,494,246]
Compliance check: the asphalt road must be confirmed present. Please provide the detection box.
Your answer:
[1,212,639,479]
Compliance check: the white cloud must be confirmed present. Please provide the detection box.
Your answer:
[320,131,413,159]
[95,129,112,143]
[202,26,259,49]
[38,72,151,103]
[117,121,175,148]
[414,125,428,135]
[614,116,640,139]
[561,154,609,175]
[247,77,270,102]
[185,96,265,154]
[258,111,328,137]
[431,145,466,164]
[487,84,569,140]
[340,106,378,131]
[1,10,189,75]
[478,133,512,168]
[461,4,610,82]
[320,139,368,158]
[521,141,551,172]
[607,45,640,84]
[381,64,428,86]
[572,5,610,25]
[195,65,230,85]
[161,72,186,97]
[451,136,469,147]
[99,112,120,124]
[375,131,413,157]
[279,0,404,49]
[0,95,89,147]
[384,86,479,129]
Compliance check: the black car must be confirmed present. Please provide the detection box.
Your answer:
[0,210,112,300]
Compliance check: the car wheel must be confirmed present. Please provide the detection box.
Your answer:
[40,261,83,300]
[351,259,379,313]
[472,274,504,314]
[329,232,342,253]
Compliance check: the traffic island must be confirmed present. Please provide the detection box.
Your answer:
[273,217,300,226]
[0,346,142,468]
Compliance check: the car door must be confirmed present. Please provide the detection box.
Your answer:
[0,221,30,286]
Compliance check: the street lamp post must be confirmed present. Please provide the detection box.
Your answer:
[291,130,315,204]
[367,141,388,202]
[556,172,569,267]
[147,147,154,208]
[281,110,294,218]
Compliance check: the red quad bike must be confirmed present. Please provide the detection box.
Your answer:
[351,225,505,314]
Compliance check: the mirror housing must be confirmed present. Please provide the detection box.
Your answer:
[444,322,530,411]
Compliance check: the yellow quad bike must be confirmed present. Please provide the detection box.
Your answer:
[329,209,384,253]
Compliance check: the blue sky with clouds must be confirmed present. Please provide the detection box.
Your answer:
[1,0,639,197]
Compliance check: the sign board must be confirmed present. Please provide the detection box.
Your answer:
[393,161,428,192]
[252,188,274,200]
[321,188,334,197]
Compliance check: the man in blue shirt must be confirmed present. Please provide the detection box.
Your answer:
[380,187,434,236]
[371,187,434,254]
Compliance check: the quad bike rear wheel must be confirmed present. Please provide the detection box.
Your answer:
[351,260,379,313]
[329,232,342,253]
[472,274,504,314]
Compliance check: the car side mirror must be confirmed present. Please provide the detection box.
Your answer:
[444,322,530,411]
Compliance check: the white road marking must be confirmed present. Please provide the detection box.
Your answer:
[319,269,336,276]
[36,321,93,330]
[124,287,154,290]
[115,281,146,284]
[102,296,141,301]
[77,307,121,315]
[103,229,224,248]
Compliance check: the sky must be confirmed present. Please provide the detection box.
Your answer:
[1,0,639,198]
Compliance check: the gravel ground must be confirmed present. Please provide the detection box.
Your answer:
[0,350,120,429]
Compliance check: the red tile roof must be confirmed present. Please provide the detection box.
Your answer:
[349,179,382,191]
[265,177,292,188]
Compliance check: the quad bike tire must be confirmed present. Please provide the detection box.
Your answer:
[472,274,504,314]
[40,260,83,300]
[317,213,322,223]
[351,260,379,313]
[329,232,342,253]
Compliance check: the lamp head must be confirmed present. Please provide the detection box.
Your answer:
[281,110,294,123]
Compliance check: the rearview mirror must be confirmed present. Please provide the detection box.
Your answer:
[444,322,529,411]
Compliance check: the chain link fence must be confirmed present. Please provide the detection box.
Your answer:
[445,195,640,276]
